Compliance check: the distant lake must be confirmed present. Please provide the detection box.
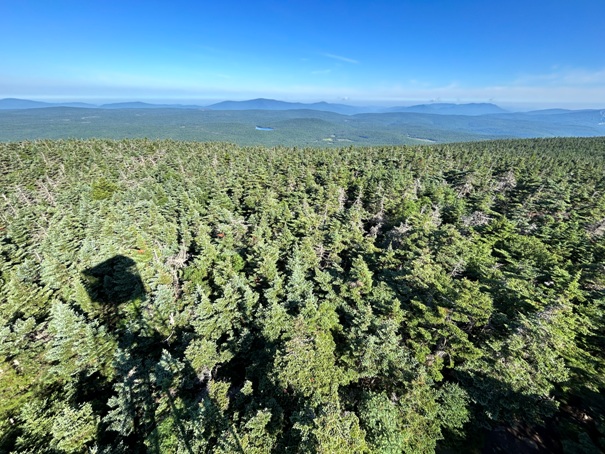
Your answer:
[255,126,274,131]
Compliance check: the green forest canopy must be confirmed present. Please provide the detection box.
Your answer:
[1,137,604,452]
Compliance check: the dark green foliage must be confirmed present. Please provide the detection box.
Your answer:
[91,178,119,201]
[1,137,604,452]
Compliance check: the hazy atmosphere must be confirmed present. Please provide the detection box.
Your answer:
[2,0,604,109]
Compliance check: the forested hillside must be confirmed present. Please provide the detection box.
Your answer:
[1,138,604,453]
[2,106,604,145]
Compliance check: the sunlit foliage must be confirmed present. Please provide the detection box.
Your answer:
[1,137,604,452]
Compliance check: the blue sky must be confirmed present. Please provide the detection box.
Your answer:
[1,0,604,108]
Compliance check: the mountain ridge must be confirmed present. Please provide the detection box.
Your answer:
[205,98,366,114]
[0,98,97,109]
[2,97,603,117]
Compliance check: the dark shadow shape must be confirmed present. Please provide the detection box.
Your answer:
[80,256,213,453]
[81,256,158,452]
[82,255,145,306]
[440,370,562,454]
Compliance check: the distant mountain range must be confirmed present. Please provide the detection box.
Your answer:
[2,97,602,119]
[204,98,366,115]
[0,97,517,116]
[0,97,367,114]
[100,101,204,109]
[0,98,98,109]
[1,99,604,146]
[0,98,204,110]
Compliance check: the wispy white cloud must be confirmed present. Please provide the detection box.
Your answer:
[514,67,605,87]
[321,53,359,64]
[311,69,332,75]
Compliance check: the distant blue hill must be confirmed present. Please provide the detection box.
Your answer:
[0,98,204,110]
[524,108,577,115]
[2,98,602,133]
[100,101,203,109]
[385,103,507,116]
[206,98,366,115]
[0,98,96,109]
[0,98,506,115]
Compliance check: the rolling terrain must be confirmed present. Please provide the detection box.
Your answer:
[0,100,604,145]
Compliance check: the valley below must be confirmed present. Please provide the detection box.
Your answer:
[1,99,604,146]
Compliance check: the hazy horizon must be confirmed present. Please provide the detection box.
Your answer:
[1,1,604,110]
[3,96,605,113]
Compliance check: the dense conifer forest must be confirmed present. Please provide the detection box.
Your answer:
[1,137,604,453]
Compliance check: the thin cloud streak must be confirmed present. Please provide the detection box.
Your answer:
[321,53,359,64]
[514,67,605,87]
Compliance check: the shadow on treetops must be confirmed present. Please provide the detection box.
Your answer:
[82,255,145,306]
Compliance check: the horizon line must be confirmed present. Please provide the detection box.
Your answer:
[1,96,605,113]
